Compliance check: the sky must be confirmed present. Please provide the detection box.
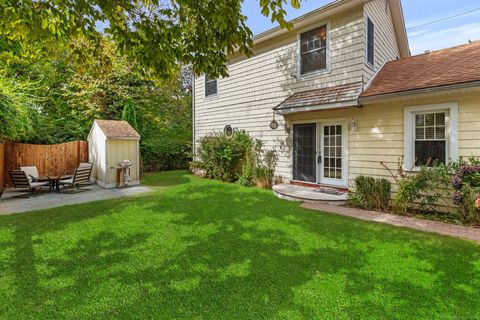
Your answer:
[241,0,480,55]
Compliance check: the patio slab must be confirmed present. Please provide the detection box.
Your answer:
[273,183,347,203]
[0,185,153,215]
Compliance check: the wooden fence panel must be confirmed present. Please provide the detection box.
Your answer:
[2,141,88,188]
[0,143,4,189]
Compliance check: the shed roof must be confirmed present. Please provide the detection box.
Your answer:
[94,120,140,139]
[274,82,362,113]
[361,41,480,98]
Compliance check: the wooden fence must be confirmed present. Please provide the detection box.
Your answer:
[0,141,88,189]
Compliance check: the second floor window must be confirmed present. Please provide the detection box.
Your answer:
[300,26,327,75]
[205,76,217,97]
[367,18,375,66]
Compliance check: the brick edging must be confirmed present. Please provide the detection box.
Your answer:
[301,202,480,244]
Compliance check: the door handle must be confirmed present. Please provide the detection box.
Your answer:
[318,155,322,164]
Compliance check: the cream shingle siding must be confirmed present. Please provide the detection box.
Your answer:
[287,90,480,189]
[193,1,401,181]
[363,0,401,83]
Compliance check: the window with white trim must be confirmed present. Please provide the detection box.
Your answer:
[300,25,327,75]
[205,76,217,97]
[414,112,446,166]
[404,103,459,170]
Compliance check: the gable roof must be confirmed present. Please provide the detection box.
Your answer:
[361,41,480,99]
[252,0,409,58]
[274,82,362,114]
[94,120,140,140]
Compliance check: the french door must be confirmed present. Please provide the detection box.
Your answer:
[293,122,347,186]
[293,124,316,183]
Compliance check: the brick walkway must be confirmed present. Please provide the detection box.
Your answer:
[301,202,480,244]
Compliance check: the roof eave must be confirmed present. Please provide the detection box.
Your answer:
[252,0,365,47]
[359,81,480,103]
[388,0,410,58]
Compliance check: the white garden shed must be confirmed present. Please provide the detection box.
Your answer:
[88,120,141,188]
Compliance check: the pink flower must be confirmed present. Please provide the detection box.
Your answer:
[475,197,480,210]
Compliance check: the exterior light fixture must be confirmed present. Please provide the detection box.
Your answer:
[270,111,279,130]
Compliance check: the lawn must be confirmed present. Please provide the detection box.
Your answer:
[0,171,479,319]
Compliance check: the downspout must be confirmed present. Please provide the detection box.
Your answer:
[192,75,196,162]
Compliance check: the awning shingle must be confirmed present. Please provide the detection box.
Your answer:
[274,82,362,112]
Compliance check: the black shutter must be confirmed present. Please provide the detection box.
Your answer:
[367,18,375,65]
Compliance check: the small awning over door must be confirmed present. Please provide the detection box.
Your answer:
[274,82,362,114]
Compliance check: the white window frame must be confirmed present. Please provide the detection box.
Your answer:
[404,102,459,170]
[296,21,331,79]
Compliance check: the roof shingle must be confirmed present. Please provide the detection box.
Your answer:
[361,41,480,98]
[95,120,140,139]
[274,82,362,111]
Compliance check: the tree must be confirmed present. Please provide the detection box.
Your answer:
[0,0,301,79]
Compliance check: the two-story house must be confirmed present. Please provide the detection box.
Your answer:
[193,0,480,197]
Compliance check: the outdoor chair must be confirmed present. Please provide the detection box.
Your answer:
[8,170,51,196]
[19,166,48,183]
[59,165,93,192]
[79,162,94,169]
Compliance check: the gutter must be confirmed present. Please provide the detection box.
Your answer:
[359,81,480,103]
[192,75,196,160]
[274,99,359,115]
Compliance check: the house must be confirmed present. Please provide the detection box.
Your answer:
[192,0,480,196]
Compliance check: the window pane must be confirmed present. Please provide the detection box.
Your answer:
[302,50,327,74]
[415,114,424,127]
[436,113,445,126]
[415,141,446,166]
[436,127,445,139]
[425,127,435,139]
[425,113,435,126]
[415,128,424,140]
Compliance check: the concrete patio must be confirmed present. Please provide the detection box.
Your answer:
[0,185,153,215]
[273,183,348,204]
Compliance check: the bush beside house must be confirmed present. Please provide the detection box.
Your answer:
[348,158,480,226]
[191,131,278,189]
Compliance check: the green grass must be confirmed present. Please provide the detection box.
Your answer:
[1,171,479,319]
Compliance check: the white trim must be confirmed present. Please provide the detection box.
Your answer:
[136,140,140,184]
[319,121,349,187]
[296,21,331,79]
[403,102,459,170]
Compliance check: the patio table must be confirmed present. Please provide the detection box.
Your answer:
[49,175,73,192]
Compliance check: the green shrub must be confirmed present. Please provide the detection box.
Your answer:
[192,131,278,188]
[254,149,278,189]
[348,175,391,210]
[193,131,253,182]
